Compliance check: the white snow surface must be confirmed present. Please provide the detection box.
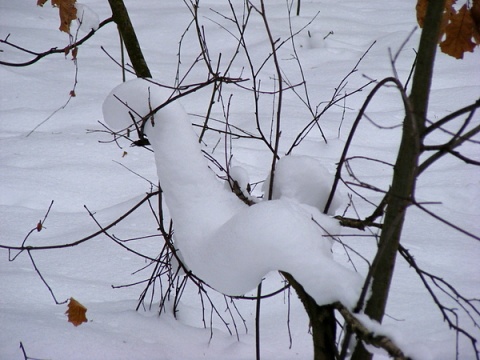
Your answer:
[103,79,246,240]
[75,3,100,32]
[103,78,362,306]
[227,166,251,194]
[263,155,342,215]
[1,1,479,359]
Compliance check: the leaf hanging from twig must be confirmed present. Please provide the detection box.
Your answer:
[471,0,480,43]
[440,4,477,58]
[37,0,77,34]
[416,0,479,59]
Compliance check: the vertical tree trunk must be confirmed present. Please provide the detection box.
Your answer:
[351,1,446,359]
[282,272,337,360]
[107,0,152,78]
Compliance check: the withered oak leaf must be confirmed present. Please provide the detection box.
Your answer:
[440,4,477,59]
[37,0,77,33]
[66,297,88,327]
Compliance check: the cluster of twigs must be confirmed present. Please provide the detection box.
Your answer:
[1,1,479,359]
[0,15,113,137]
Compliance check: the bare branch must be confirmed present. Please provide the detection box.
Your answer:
[419,123,480,173]
[0,191,160,252]
[19,342,48,360]
[399,246,480,359]
[324,76,409,214]
[287,41,377,154]
[424,98,480,136]
[0,18,113,67]
[334,302,412,360]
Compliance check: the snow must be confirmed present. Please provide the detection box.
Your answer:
[263,155,342,215]
[75,3,100,33]
[227,166,251,194]
[204,198,360,306]
[103,78,362,306]
[1,1,479,359]
[103,78,246,242]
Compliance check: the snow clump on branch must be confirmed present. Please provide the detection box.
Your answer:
[102,78,363,308]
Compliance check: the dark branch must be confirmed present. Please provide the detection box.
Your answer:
[334,302,412,360]
[0,18,113,67]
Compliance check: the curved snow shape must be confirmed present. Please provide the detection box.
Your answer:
[103,78,362,308]
[226,166,250,193]
[75,3,100,32]
[263,155,342,215]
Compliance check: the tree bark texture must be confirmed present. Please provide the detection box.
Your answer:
[107,0,152,78]
[282,272,337,360]
[351,1,447,359]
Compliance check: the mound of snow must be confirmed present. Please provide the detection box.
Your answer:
[263,155,342,215]
[103,79,362,308]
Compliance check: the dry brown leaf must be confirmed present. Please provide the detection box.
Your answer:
[471,0,480,43]
[38,0,77,33]
[417,0,457,38]
[416,0,429,27]
[440,4,476,58]
[72,46,78,60]
[416,0,479,57]
[66,297,87,326]
[53,0,77,33]
[441,0,459,39]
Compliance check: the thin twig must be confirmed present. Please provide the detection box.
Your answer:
[0,18,113,67]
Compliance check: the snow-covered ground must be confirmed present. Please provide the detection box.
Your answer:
[1,1,479,359]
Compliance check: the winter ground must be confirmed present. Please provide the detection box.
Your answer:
[1,1,479,359]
